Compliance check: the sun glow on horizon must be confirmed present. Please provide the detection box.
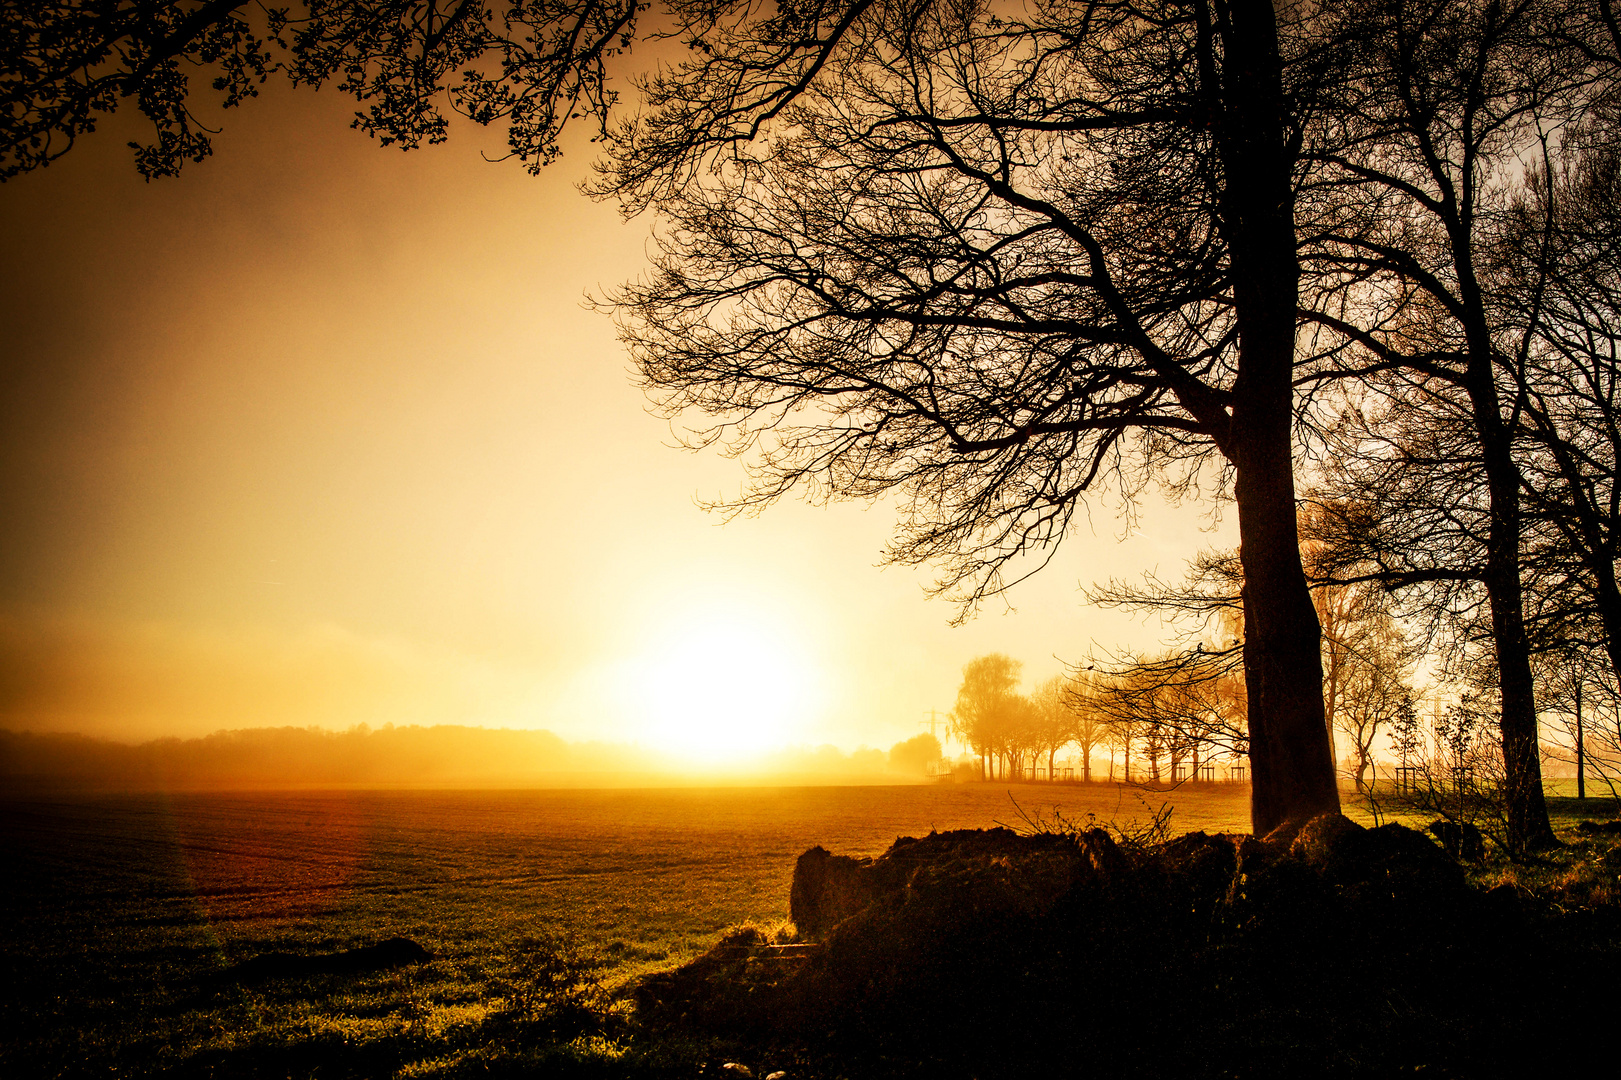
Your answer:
[620,606,828,765]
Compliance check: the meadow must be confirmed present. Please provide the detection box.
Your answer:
[0,782,1255,1076]
[2,782,1609,1077]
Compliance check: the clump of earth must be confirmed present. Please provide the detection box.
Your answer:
[637,814,1614,1078]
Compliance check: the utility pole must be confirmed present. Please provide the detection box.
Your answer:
[919,709,952,780]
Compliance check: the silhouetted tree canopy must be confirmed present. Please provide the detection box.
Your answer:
[17,1,1621,843]
[3,0,656,180]
[599,0,1356,833]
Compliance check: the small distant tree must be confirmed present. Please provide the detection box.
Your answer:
[1061,671,1112,783]
[1300,503,1420,790]
[1535,649,1621,801]
[888,733,944,778]
[1095,669,1148,783]
[1391,673,1527,858]
[1030,676,1079,780]
[1336,626,1418,793]
[951,654,1024,782]
[1094,646,1249,785]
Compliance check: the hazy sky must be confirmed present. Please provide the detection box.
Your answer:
[0,83,1232,761]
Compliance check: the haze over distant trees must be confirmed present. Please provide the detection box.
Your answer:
[0,725,940,790]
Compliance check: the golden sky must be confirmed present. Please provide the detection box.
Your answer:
[0,84,1229,761]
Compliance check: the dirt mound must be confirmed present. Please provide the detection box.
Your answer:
[637,816,1591,1078]
[789,828,1102,937]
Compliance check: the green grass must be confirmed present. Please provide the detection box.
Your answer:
[4,781,1615,1077]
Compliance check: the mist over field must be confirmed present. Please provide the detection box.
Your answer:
[0,725,934,791]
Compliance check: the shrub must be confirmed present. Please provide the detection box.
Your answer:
[496,934,615,1038]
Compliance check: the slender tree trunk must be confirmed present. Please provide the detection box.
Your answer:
[1459,282,1559,849]
[1576,678,1585,800]
[1217,0,1340,834]
[1477,393,1558,849]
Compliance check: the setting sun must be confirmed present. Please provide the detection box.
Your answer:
[624,612,826,764]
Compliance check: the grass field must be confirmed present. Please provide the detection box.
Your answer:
[3,781,1614,1077]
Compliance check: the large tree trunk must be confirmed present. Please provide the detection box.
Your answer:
[1233,444,1340,833]
[1217,0,1341,834]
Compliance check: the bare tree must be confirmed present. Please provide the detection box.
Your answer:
[1296,502,1423,789]
[1495,116,1621,685]
[1291,0,1613,849]
[1029,676,1073,780]
[1091,642,1249,784]
[951,653,1025,782]
[602,0,1347,833]
[1534,642,1621,799]
[0,0,658,180]
[1338,621,1419,792]
[1060,669,1112,782]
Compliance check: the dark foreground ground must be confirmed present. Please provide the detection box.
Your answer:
[3,785,1618,1078]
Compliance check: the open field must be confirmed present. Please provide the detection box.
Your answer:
[4,782,1615,1077]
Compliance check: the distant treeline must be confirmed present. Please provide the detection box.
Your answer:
[0,725,937,792]
[0,725,578,791]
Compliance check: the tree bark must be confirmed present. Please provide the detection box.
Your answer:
[1446,139,1559,849]
[1576,679,1584,801]
[1217,0,1341,834]
[1469,358,1559,850]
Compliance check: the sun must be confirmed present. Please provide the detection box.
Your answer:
[625,610,824,765]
